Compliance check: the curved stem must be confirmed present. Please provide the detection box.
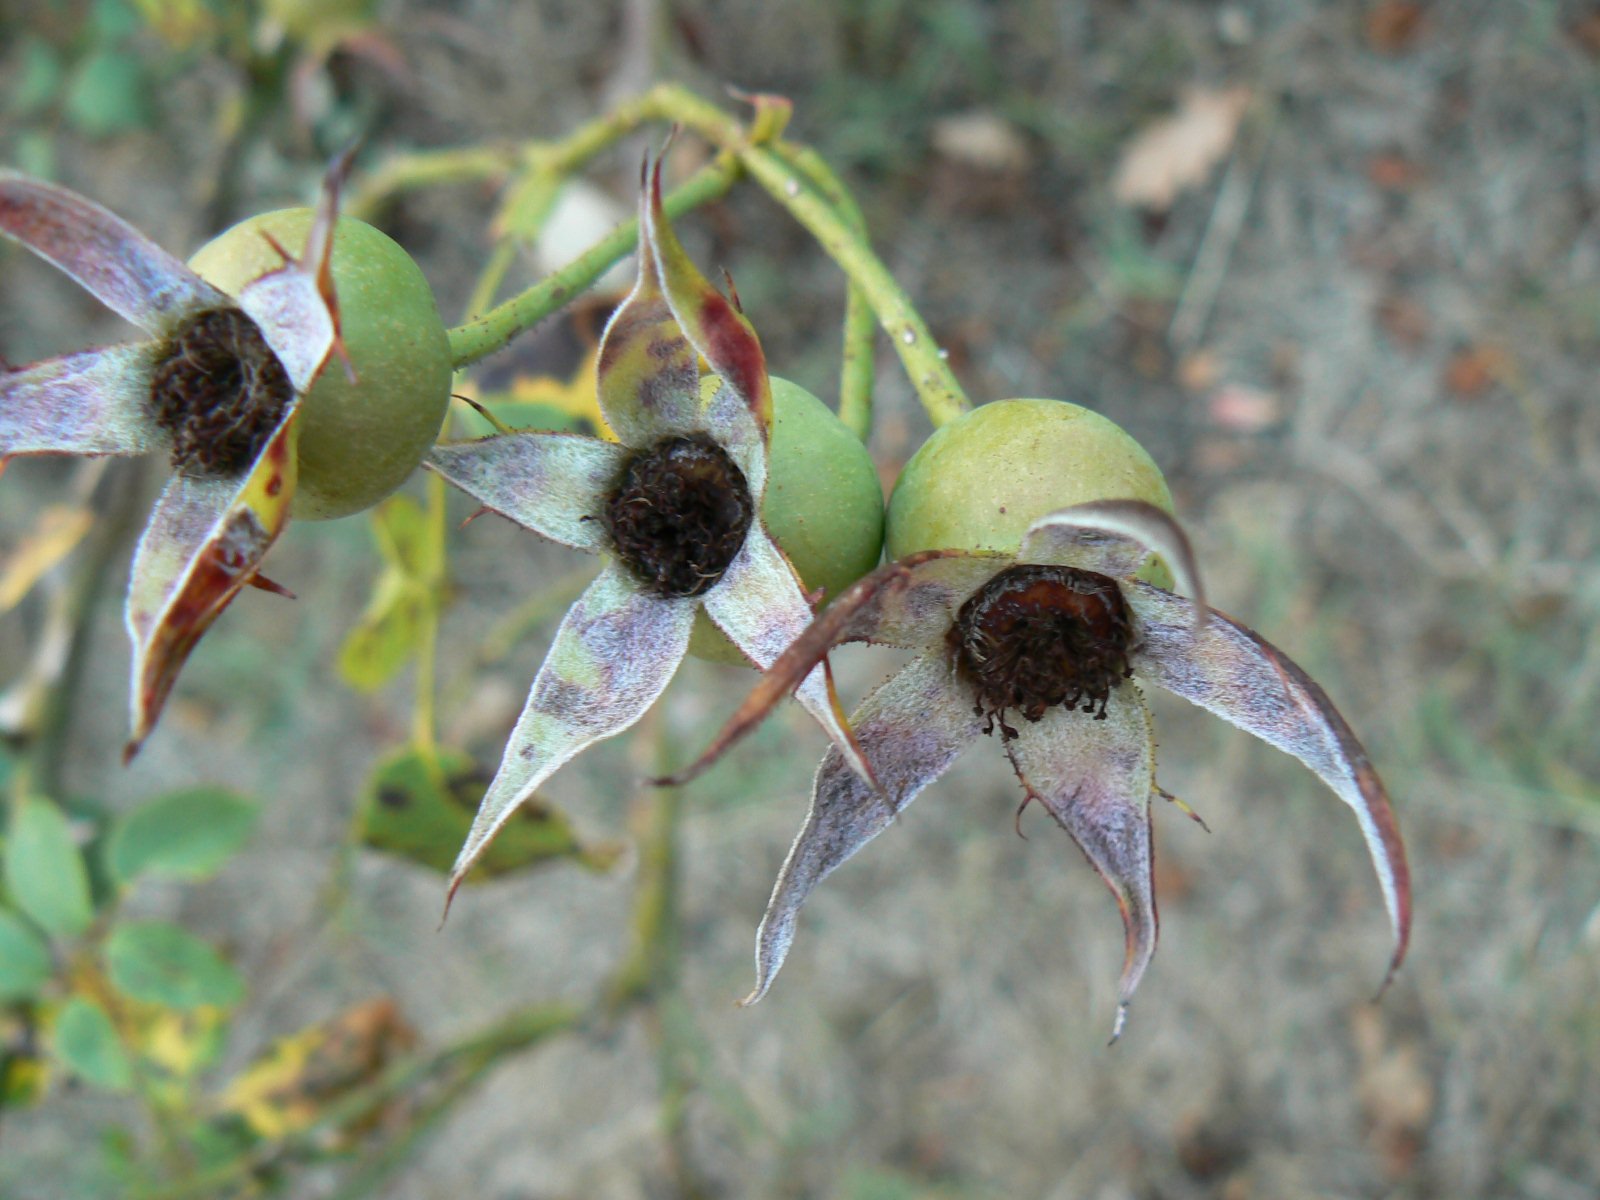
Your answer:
[346,145,521,223]
[642,84,969,428]
[771,142,877,441]
[447,153,742,369]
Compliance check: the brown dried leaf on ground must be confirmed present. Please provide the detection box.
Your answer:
[1351,1006,1434,1178]
[1443,344,1514,399]
[1366,2,1428,53]
[1112,86,1252,212]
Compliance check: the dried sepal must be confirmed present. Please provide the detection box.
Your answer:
[1,344,162,459]
[124,416,300,760]
[699,523,871,784]
[659,549,1003,787]
[426,434,626,553]
[0,171,226,333]
[232,166,349,394]
[747,650,981,1005]
[1019,500,1206,623]
[643,153,772,434]
[593,157,705,449]
[446,562,697,898]
[1002,691,1157,1042]
[1126,583,1411,979]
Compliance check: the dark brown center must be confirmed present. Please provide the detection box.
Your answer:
[603,436,754,598]
[949,564,1140,739]
[148,307,293,477]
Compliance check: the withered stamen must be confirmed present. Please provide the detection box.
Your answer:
[148,307,293,477]
[949,564,1140,739]
[603,435,753,598]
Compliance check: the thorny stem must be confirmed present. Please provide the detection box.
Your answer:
[769,141,877,442]
[346,144,522,222]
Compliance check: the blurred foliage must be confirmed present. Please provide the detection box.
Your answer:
[358,746,623,879]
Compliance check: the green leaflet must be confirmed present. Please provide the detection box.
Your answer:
[3,796,93,939]
[52,997,133,1092]
[105,787,259,885]
[0,906,53,1001]
[105,921,244,1011]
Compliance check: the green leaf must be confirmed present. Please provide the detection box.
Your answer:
[335,495,444,694]
[360,747,621,880]
[64,49,152,138]
[0,907,53,1001]
[373,494,440,582]
[105,922,243,1011]
[336,579,427,694]
[9,38,62,116]
[4,796,94,939]
[106,787,259,885]
[52,996,133,1091]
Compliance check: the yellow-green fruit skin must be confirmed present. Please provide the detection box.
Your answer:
[887,399,1175,587]
[688,377,885,666]
[189,209,452,521]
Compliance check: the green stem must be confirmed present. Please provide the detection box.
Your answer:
[771,142,877,441]
[447,153,743,370]
[346,145,522,223]
[642,84,969,428]
[138,1002,584,1200]
[607,719,682,1010]
[462,238,520,320]
[408,471,448,756]
[738,141,967,427]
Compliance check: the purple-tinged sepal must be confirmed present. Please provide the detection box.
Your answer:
[747,650,981,1005]
[0,171,226,333]
[1,344,162,459]
[445,562,697,900]
[1126,583,1411,980]
[1002,689,1158,1042]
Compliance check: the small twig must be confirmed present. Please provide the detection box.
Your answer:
[769,142,877,442]
[1167,101,1278,356]
[447,153,743,369]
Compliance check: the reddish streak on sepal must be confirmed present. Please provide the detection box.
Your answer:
[651,549,980,788]
[697,290,766,414]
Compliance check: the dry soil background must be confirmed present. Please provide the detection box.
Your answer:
[2,1,1599,1198]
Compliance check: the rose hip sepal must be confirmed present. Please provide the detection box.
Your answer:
[0,155,352,759]
[662,500,1411,1041]
[426,150,868,903]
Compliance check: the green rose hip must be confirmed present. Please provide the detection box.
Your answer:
[189,209,452,520]
[887,398,1175,587]
[688,377,885,665]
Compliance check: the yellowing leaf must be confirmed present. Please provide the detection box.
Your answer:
[0,504,94,612]
[218,998,415,1141]
[336,495,444,694]
[359,747,623,879]
[1112,86,1252,212]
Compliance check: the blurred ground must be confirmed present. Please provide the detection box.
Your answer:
[2,0,1600,1197]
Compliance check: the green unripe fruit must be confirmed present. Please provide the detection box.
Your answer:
[688,377,885,666]
[887,399,1174,585]
[189,209,452,521]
